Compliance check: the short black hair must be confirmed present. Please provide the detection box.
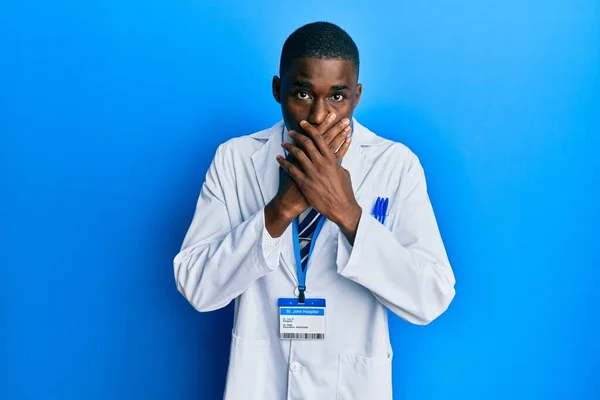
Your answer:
[279,22,360,79]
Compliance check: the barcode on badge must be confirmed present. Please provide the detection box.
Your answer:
[281,333,325,339]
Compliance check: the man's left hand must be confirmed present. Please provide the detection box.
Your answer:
[276,120,362,244]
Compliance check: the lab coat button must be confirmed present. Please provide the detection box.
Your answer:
[289,362,301,372]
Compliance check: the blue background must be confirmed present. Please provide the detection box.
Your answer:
[1,1,599,399]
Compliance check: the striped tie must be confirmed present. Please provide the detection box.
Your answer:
[297,208,322,271]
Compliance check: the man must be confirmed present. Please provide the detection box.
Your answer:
[174,22,455,399]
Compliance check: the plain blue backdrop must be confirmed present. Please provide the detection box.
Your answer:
[1,1,599,399]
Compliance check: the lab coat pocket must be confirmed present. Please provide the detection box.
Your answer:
[224,331,271,400]
[336,353,392,400]
[381,211,393,230]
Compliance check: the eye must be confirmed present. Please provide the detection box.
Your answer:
[330,93,346,102]
[296,91,312,100]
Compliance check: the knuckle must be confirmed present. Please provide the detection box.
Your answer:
[300,137,312,147]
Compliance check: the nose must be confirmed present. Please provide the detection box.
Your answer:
[307,99,329,126]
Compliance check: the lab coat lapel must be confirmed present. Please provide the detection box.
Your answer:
[251,121,283,207]
[250,121,297,284]
[309,119,374,264]
[340,119,375,196]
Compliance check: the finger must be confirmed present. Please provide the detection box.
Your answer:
[299,121,331,157]
[329,125,352,153]
[281,141,315,174]
[316,112,337,135]
[334,137,352,161]
[322,118,351,145]
[276,155,306,185]
[290,129,323,160]
[286,130,305,160]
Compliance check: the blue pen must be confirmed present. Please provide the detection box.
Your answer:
[373,197,381,222]
[372,197,389,224]
[382,198,389,224]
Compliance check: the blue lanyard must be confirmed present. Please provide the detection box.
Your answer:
[281,126,326,302]
[281,124,348,302]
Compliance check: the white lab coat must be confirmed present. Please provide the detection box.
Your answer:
[174,119,455,400]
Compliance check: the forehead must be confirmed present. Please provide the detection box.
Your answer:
[283,57,357,86]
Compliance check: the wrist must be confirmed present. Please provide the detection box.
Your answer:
[274,195,303,221]
[266,196,298,228]
[334,203,362,234]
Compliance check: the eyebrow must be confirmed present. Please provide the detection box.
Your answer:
[292,81,349,91]
[331,85,349,91]
[293,80,312,88]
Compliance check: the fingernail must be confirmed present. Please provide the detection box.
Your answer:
[300,120,307,126]
[346,137,352,143]
[328,113,336,121]
[342,118,350,125]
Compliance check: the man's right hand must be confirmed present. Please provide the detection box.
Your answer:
[264,113,352,238]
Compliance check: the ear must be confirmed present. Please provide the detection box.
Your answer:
[272,76,281,104]
[353,83,362,109]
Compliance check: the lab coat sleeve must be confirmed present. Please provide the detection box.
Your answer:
[336,153,456,325]
[174,144,281,312]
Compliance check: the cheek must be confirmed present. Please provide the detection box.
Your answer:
[284,99,309,120]
[333,102,354,117]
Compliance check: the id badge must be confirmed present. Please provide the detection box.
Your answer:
[278,298,326,340]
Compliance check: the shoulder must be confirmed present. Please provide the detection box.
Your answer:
[212,121,283,160]
[353,120,421,170]
[354,120,429,198]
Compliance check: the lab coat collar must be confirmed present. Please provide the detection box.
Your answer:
[250,119,377,283]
